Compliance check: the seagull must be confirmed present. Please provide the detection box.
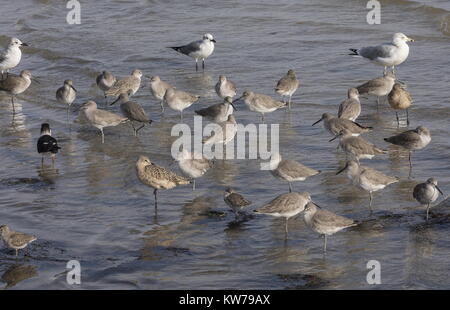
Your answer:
[176,149,212,191]
[338,88,361,122]
[0,225,37,257]
[149,76,172,112]
[0,70,33,114]
[224,188,252,218]
[56,79,77,107]
[37,123,61,166]
[215,75,237,99]
[96,71,116,101]
[0,37,28,80]
[168,33,216,71]
[195,96,236,123]
[275,69,299,109]
[349,33,414,74]
[413,178,445,221]
[105,69,142,98]
[110,92,152,136]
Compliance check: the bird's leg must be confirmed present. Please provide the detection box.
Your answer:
[41,156,44,167]
[160,101,164,112]
[285,218,289,237]
[383,67,387,75]
[395,112,399,127]
[130,122,137,136]
[100,128,105,144]
[406,109,410,126]
[408,152,413,178]
[192,179,196,191]
[104,92,107,105]
[135,124,145,135]
[51,155,55,167]
[392,66,396,75]
[323,235,327,253]
[16,249,18,257]
[202,59,205,70]
[288,95,292,110]
[426,204,430,221]
[180,110,183,121]
[153,189,158,209]
[11,96,16,114]
[195,59,198,72]
[288,182,292,193]
[369,192,373,212]
[261,113,265,123]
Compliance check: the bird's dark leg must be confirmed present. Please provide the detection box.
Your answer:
[285,218,289,237]
[289,182,292,193]
[195,60,198,72]
[135,124,145,135]
[369,192,373,213]
[408,152,412,178]
[192,179,196,191]
[323,235,327,253]
[153,189,158,209]
[395,112,399,127]
[426,204,430,221]
[160,101,164,112]
[11,96,15,114]
[406,109,410,126]
[202,59,205,70]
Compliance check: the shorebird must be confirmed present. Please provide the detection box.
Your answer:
[268,152,321,192]
[349,33,414,74]
[413,178,444,221]
[135,155,191,208]
[238,90,286,122]
[202,114,237,146]
[215,75,236,99]
[176,149,212,190]
[388,83,412,126]
[0,37,28,79]
[0,225,36,257]
[0,70,33,113]
[330,129,387,161]
[79,100,128,143]
[254,192,311,235]
[110,93,152,136]
[168,33,216,71]
[384,126,431,174]
[149,76,172,112]
[105,69,142,98]
[275,69,299,109]
[356,72,396,107]
[37,123,61,166]
[336,160,398,212]
[224,188,252,217]
[56,79,77,107]
[195,96,236,123]
[303,203,356,253]
[338,88,361,122]
[96,71,116,101]
[312,113,372,137]
[164,87,200,120]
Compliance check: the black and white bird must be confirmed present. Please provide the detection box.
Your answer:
[37,123,61,166]
[168,33,216,71]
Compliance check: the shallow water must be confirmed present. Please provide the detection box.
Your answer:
[0,0,449,289]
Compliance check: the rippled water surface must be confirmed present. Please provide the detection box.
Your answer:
[0,0,449,289]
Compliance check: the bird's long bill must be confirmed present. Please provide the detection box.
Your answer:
[312,202,322,209]
[32,78,41,84]
[211,39,217,43]
[407,37,415,42]
[110,97,120,106]
[230,103,237,111]
[336,163,348,175]
[312,118,323,126]
[232,96,243,104]
[436,185,444,196]
[71,85,77,92]
[21,42,29,46]
[329,134,339,142]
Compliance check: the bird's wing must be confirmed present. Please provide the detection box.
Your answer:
[278,160,319,178]
[357,78,386,93]
[121,102,149,122]
[227,193,251,206]
[0,75,21,91]
[10,233,36,247]
[173,40,202,56]
[313,210,354,228]
[358,43,396,60]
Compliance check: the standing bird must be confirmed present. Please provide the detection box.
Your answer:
[338,88,361,122]
[202,114,237,146]
[149,76,172,112]
[37,123,61,166]
[312,113,372,137]
[0,225,37,257]
[275,69,300,109]
[238,90,286,122]
[168,33,216,71]
[268,152,321,193]
[164,87,200,120]
[413,178,444,221]
[105,69,142,98]
[303,203,356,253]
[384,126,431,175]
[135,155,191,208]
[388,83,412,126]
[336,160,398,212]
[176,149,212,191]
[349,33,414,74]
[79,100,128,143]
[224,188,252,217]
[0,70,33,114]
[96,71,116,101]
[0,37,28,79]
[195,96,236,123]
[110,93,152,136]
[356,72,396,107]
[215,75,237,99]
[56,79,77,107]
[330,129,387,161]
[254,192,312,236]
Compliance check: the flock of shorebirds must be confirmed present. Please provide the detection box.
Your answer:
[0,32,447,256]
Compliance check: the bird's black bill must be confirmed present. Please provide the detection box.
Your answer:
[71,85,77,92]
[329,135,339,142]
[336,163,348,175]
[312,202,322,209]
[21,43,29,46]
[436,185,444,196]
[211,39,217,43]
[312,118,322,126]
[110,97,120,106]
[232,96,243,104]
[230,103,237,111]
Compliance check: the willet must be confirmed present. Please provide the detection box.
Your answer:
[224,188,252,217]
[254,192,311,235]
[384,126,431,174]
[202,114,237,146]
[330,129,387,161]
[195,96,236,123]
[79,100,128,143]
[37,123,61,166]
[176,149,212,190]
[356,72,396,107]
[312,113,372,137]
[0,225,36,257]
[136,155,191,208]
[303,203,356,253]
[268,152,321,192]
[336,160,398,212]
[96,71,116,101]
[275,69,299,109]
[105,69,142,98]
[0,37,28,79]
[238,90,286,122]
[56,79,77,107]
[168,33,216,71]
[164,87,199,120]
[215,75,236,99]
[149,76,172,112]
[349,33,414,74]
[388,83,412,126]
[413,178,444,221]
[110,92,152,136]
[0,70,33,114]
[338,88,361,122]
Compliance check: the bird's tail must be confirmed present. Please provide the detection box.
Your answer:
[168,46,182,53]
[349,49,359,56]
